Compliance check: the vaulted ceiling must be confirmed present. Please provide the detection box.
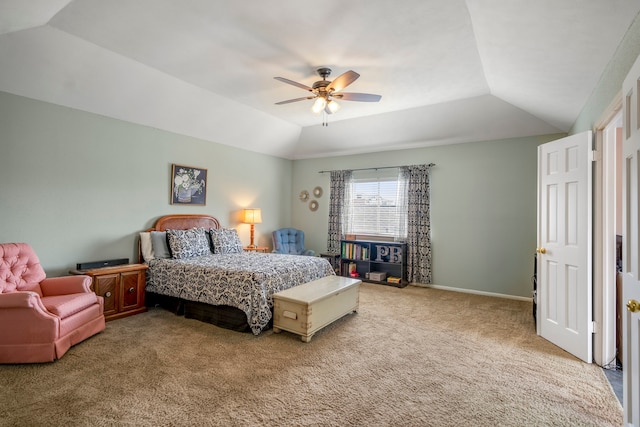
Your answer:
[1,1,639,159]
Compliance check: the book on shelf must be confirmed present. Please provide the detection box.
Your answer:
[341,242,369,260]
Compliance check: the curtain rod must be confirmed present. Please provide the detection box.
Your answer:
[318,163,435,174]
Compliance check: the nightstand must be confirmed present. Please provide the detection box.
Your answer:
[320,252,341,274]
[70,263,148,321]
[243,246,269,253]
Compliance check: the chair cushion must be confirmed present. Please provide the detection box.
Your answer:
[272,228,306,255]
[41,293,99,319]
[0,243,46,296]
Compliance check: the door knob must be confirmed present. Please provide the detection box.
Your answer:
[627,299,640,313]
[536,247,546,254]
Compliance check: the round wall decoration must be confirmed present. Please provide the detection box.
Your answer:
[309,200,319,212]
[299,190,309,202]
[313,186,323,198]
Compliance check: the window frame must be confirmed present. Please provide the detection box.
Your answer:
[343,169,408,239]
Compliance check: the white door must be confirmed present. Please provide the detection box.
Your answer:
[537,131,593,363]
[622,52,640,427]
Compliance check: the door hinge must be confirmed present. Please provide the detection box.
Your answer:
[590,150,599,162]
[589,321,597,333]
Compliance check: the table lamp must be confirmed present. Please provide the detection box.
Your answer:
[243,208,262,249]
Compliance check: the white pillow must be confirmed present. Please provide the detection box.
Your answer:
[139,232,154,262]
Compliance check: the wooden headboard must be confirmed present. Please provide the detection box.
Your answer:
[139,214,221,262]
[150,214,221,232]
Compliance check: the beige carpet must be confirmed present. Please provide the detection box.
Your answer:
[0,284,622,426]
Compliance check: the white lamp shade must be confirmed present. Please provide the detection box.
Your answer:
[243,208,262,224]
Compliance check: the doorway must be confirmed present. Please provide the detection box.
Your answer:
[594,101,623,369]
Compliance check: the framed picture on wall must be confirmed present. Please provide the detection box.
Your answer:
[170,164,207,205]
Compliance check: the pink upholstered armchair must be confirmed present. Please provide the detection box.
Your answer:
[0,243,105,363]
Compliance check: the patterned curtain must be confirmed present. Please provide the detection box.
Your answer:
[400,164,432,284]
[327,170,352,254]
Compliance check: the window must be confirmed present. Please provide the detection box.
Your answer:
[344,169,407,239]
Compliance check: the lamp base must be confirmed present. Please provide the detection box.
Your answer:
[249,224,256,249]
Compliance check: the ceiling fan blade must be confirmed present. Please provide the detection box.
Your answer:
[327,70,360,92]
[333,92,382,102]
[275,96,315,105]
[274,77,313,92]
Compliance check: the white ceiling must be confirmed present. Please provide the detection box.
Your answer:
[1,0,639,159]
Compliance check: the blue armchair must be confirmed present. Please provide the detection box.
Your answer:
[272,228,315,256]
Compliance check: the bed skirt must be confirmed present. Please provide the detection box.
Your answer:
[146,292,258,332]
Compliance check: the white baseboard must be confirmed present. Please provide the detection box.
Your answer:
[410,283,533,302]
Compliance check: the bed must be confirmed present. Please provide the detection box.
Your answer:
[140,214,335,335]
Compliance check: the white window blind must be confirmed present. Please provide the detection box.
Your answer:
[344,169,408,239]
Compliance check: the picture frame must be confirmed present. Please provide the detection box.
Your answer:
[170,164,207,205]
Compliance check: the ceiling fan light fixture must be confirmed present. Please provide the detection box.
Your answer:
[312,97,327,113]
[274,67,380,124]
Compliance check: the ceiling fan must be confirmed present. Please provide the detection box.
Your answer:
[274,68,381,119]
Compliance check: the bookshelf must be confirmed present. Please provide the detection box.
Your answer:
[340,239,407,288]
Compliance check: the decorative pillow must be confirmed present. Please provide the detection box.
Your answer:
[210,228,243,254]
[139,232,154,262]
[150,231,171,259]
[167,227,211,259]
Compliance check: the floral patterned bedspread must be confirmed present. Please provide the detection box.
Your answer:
[146,253,335,335]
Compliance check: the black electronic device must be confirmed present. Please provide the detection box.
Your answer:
[76,258,129,270]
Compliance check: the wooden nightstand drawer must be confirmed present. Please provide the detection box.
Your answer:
[71,263,148,321]
[94,273,118,317]
[121,270,143,310]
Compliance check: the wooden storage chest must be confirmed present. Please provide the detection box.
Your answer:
[273,276,361,342]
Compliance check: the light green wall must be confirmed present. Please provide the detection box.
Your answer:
[0,91,292,276]
[292,134,563,298]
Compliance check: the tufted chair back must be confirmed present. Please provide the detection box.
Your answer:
[0,243,46,295]
[271,228,314,256]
